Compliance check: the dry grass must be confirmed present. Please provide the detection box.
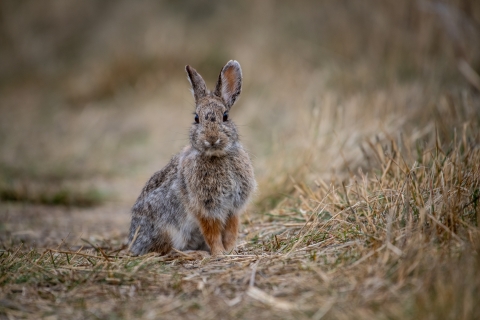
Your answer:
[1,88,479,319]
[1,1,480,319]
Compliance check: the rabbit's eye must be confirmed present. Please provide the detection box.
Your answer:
[223,112,228,122]
[194,114,199,123]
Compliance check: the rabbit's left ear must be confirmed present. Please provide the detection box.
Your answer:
[214,60,242,109]
[186,65,208,102]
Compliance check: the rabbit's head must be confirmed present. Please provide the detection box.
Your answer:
[186,60,243,157]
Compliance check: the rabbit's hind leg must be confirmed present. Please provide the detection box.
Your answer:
[128,217,172,256]
[150,230,173,255]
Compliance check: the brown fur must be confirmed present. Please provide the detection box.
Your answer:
[196,215,225,256]
[128,60,256,256]
[222,214,239,251]
[223,67,237,94]
[149,230,173,255]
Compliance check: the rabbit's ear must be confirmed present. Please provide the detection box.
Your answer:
[186,65,208,102]
[214,60,242,109]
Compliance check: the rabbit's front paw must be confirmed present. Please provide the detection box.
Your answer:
[222,215,239,251]
[210,243,226,256]
[222,234,237,252]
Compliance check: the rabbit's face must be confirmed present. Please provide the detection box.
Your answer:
[185,60,243,157]
[190,97,238,156]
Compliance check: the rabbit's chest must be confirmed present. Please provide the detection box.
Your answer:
[183,158,244,206]
[191,163,235,196]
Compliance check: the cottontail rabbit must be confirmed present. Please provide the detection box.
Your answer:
[128,60,256,256]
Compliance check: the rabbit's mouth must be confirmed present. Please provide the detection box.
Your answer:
[203,148,227,157]
[197,134,229,155]
[203,138,221,148]
[202,139,228,156]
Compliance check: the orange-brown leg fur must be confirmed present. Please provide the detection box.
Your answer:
[196,215,225,255]
[222,214,239,252]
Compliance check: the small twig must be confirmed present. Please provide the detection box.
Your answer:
[311,298,335,320]
[246,286,297,311]
[81,238,111,262]
[127,226,141,253]
[49,248,105,260]
[249,259,260,287]
[48,250,57,269]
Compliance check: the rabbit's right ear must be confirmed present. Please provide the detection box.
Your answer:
[186,65,208,102]
[214,60,242,110]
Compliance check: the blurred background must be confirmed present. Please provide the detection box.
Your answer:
[1,0,479,245]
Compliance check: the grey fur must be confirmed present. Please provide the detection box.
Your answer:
[128,60,256,256]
